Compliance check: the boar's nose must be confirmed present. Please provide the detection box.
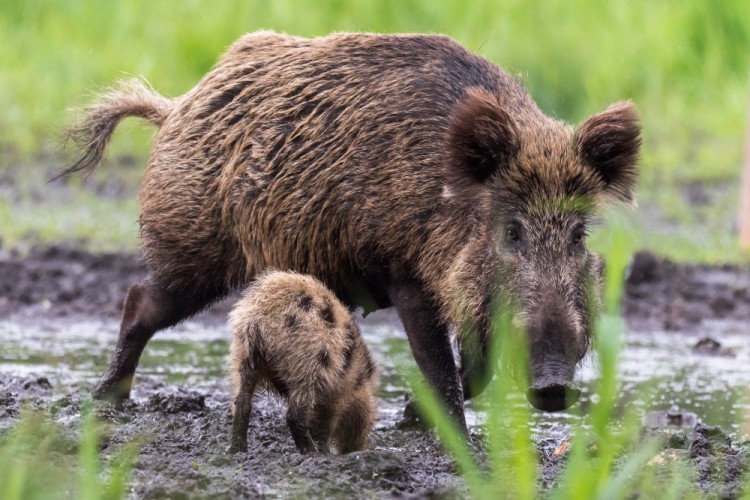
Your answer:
[526,384,581,412]
[526,357,581,412]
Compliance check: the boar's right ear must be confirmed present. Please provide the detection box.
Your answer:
[575,101,641,203]
[445,88,520,191]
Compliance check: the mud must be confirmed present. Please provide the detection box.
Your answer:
[0,372,465,498]
[2,246,750,497]
[0,243,235,323]
[0,244,147,318]
[624,250,750,331]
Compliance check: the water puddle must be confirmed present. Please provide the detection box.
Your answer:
[1,309,749,439]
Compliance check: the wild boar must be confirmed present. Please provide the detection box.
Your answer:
[65,31,640,429]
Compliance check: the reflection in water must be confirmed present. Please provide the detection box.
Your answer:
[1,311,748,438]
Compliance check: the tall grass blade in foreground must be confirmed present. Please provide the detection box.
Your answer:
[401,372,492,497]
[0,404,138,500]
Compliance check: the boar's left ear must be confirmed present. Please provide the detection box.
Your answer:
[446,88,520,192]
[575,101,641,203]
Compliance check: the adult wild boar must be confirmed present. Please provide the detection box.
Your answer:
[65,32,640,429]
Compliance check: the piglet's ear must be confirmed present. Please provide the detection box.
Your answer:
[446,88,520,189]
[575,101,641,203]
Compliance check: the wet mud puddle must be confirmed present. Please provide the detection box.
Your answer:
[5,312,747,432]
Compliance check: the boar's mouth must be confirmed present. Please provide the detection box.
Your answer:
[527,384,581,412]
[526,357,581,412]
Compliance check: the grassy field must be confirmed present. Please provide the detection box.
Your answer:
[1,0,749,258]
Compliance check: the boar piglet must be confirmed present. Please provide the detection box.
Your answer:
[228,271,378,454]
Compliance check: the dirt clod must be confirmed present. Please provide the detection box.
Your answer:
[689,423,743,497]
[627,250,663,285]
[0,391,18,418]
[146,392,207,414]
[692,337,734,357]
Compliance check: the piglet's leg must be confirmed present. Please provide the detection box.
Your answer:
[229,360,257,453]
[334,394,374,453]
[286,401,316,454]
[310,401,334,454]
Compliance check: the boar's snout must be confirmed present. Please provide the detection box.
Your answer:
[526,357,580,412]
[527,383,581,412]
[521,295,587,412]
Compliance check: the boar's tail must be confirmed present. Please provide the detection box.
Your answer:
[56,77,175,179]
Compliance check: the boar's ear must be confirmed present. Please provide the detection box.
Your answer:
[446,88,520,190]
[575,101,641,203]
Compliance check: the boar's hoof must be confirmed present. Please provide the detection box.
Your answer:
[228,440,248,454]
[527,384,581,412]
[396,397,427,430]
[92,375,132,401]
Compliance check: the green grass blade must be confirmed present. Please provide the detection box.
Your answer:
[403,366,491,497]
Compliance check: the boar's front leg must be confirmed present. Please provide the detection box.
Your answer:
[388,281,467,433]
[93,277,226,400]
[459,334,493,400]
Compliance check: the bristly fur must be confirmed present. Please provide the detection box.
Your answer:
[64,31,641,414]
[228,270,378,454]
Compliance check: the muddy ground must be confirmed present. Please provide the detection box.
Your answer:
[1,245,750,497]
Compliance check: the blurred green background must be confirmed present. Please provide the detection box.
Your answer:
[1,0,748,260]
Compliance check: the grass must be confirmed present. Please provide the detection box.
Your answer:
[403,316,679,497]
[0,404,138,500]
[0,189,139,253]
[0,0,748,259]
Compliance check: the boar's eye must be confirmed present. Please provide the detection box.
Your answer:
[504,222,522,247]
[572,226,586,247]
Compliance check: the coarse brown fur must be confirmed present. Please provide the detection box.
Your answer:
[227,271,378,454]
[65,31,640,422]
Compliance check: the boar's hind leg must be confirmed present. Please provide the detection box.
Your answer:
[92,277,226,400]
[388,282,467,433]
